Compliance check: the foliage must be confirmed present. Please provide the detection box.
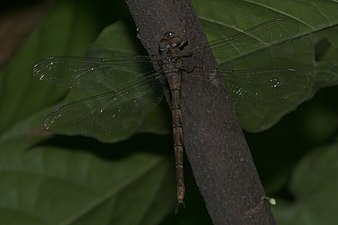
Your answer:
[0,0,337,224]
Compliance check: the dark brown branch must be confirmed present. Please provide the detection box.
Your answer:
[125,0,276,224]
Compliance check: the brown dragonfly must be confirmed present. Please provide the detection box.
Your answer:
[33,18,310,205]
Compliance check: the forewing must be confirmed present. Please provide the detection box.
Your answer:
[33,56,154,89]
[203,18,303,63]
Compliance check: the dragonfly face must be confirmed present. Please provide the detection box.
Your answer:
[158,32,186,53]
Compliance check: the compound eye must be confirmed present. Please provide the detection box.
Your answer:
[158,40,169,52]
[170,36,184,48]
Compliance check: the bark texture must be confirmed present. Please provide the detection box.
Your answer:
[125,0,276,224]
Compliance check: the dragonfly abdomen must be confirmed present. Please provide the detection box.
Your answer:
[167,74,185,204]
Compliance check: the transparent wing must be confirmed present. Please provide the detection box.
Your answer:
[33,55,154,89]
[195,17,304,63]
[222,68,311,102]
[44,71,164,136]
[190,17,311,131]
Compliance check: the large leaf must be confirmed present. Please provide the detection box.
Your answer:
[272,142,338,225]
[0,136,175,225]
[45,0,338,142]
[0,1,174,225]
[32,20,171,143]
[194,0,338,131]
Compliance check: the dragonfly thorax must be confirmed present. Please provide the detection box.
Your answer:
[158,32,188,75]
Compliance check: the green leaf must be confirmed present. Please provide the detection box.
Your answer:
[272,142,338,225]
[1,1,175,225]
[61,0,338,142]
[0,136,175,225]
[31,20,170,143]
[194,0,338,131]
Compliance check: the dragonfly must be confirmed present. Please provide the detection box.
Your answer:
[33,18,310,205]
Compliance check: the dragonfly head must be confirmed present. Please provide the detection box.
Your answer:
[158,32,186,54]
